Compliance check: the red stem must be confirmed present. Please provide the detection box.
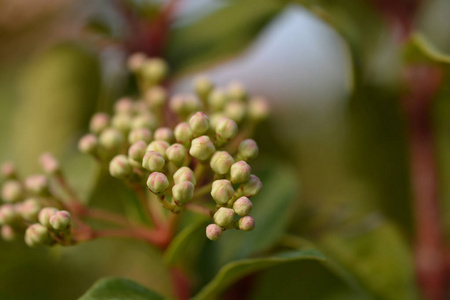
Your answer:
[170,268,191,300]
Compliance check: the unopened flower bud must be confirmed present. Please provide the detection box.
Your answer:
[19,198,42,221]
[238,139,259,161]
[230,161,251,184]
[215,117,238,142]
[38,207,59,228]
[128,128,152,144]
[112,113,133,133]
[248,96,269,122]
[174,122,194,146]
[1,180,23,202]
[99,128,124,153]
[25,223,51,247]
[208,89,228,112]
[166,144,186,167]
[39,153,60,175]
[194,76,214,100]
[90,112,110,134]
[132,114,158,130]
[78,134,98,154]
[142,151,165,172]
[190,136,215,161]
[241,175,262,197]
[211,180,234,205]
[145,86,167,109]
[114,97,134,114]
[154,127,175,143]
[109,155,133,179]
[25,175,49,195]
[127,52,147,72]
[146,141,170,159]
[49,210,71,231]
[224,101,246,123]
[173,167,196,186]
[238,215,255,231]
[147,172,169,194]
[213,207,234,227]
[189,112,210,136]
[227,81,247,102]
[233,196,252,216]
[209,113,226,129]
[0,204,18,225]
[1,162,17,179]
[1,225,17,241]
[141,58,168,84]
[172,181,194,205]
[206,224,222,241]
[170,95,202,117]
[128,141,147,162]
[210,151,234,175]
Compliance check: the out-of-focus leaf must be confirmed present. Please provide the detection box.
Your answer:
[403,32,450,65]
[78,277,165,300]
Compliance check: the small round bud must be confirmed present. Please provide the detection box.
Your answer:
[189,112,210,136]
[172,181,195,205]
[238,139,259,161]
[114,97,134,114]
[141,58,168,84]
[230,161,251,184]
[132,114,158,130]
[39,153,60,175]
[128,141,147,162]
[147,172,169,195]
[206,224,222,241]
[1,162,17,179]
[194,76,214,100]
[238,215,255,231]
[248,96,269,122]
[142,151,165,172]
[173,167,196,186]
[174,122,194,146]
[99,128,124,153]
[166,144,186,167]
[25,175,49,195]
[145,86,167,109]
[189,136,216,161]
[1,225,17,241]
[127,52,147,72]
[233,196,253,216]
[213,207,235,227]
[78,134,98,154]
[227,81,247,102]
[146,140,170,159]
[128,128,152,144]
[112,113,133,133]
[241,175,263,197]
[170,94,202,117]
[210,151,234,175]
[208,89,228,112]
[1,180,23,202]
[209,113,226,129]
[49,210,71,231]
[109,155,133,179]
[215,117,238,142]
[0,204,18,225]
[154,127,175,143]
[25,224,51,247]
[211,180,234,205]
[19,198,42,221]
[38,207,59,228]
[89,113,110,134]
[224,101,246,123]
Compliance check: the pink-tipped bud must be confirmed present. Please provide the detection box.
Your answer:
[39,153,60,175]
[0,204,18,225]
[1,162,17,179]
[1,225,17,241]
[172,181,195,206]
[128,127,152,144]
[233,196,253,216]
[25,175,49,196]
[147,172,169,195]
[189,112,210,136]
[206,224,222,241]
[90,112,110,134]
[173,167,196,186]
[145,86,167,109]
[1,180,23,202]
[25,223,51,247]
[210,151,234,175]
[154,127,175,143]
[230,161,251,184]
[109,155,133,179]
[142,151,165,172]
[238,216,255,231]
[174,122,194,146]
[211,180,234,205]
[241,175,262,197]
[19,198,42,221]
[166,144,187,167]
[146,140,170,160]
[189,136,216,161]
[49,210,71,231]
[38,207,59,228]
[213,207,235,227]
[78,134,98,154]
[238,139,259,161]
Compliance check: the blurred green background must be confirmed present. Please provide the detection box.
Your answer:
[1,0,450,299]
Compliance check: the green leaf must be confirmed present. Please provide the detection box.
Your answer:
[403,32,450,65]
[78,277,166,300]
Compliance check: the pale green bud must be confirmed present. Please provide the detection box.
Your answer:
[206,224,222,241]
[99,128,124,153]
[128,128,152,144]
[209,113,226,130]
[227,81,247,102]
[230,161,251,184]
[1,162,17,179]
[172,181,195,206]
[78,134,98,155]
[142,151,165,172]
[174,122,194,146]
[211,179,234,205]
[19,198,42,221]
[189,136,216,161]
[189,112,210,136]
[128,141,147,162]
[25,175,49,195]
[146,140,170,159]
[25,223,51,247]
[241,175,262,197]
[170,94,202,117]
[0,204,18,225]
[112,113,133,133]
[141,58,168,84]
[147,172,169,195]
[238,139,259,161]
[89,112,110,134]
[1,180,23,203]
[208,89,228,112]
[224,101,246,123]
[238,215,255,231]
[194,76,214,100]
[173,167,196,186]
[1,225,17,241]
[210,151,234,175]
[233,196,252,216]
[114,97,135,114]
[39,153,60,175]
[132,113,158,130]
[213,207,234,227]
[145,86,167,109]
[127,52,147,72]
[49,210,71,231]
[38,207,59,228]
[109,155,133,179]
[248,96,269,122]
[215,117,238,142]
[166,144,186,167]
[154,127,175,143]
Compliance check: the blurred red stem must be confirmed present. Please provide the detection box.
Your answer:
[170,268,191,300]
